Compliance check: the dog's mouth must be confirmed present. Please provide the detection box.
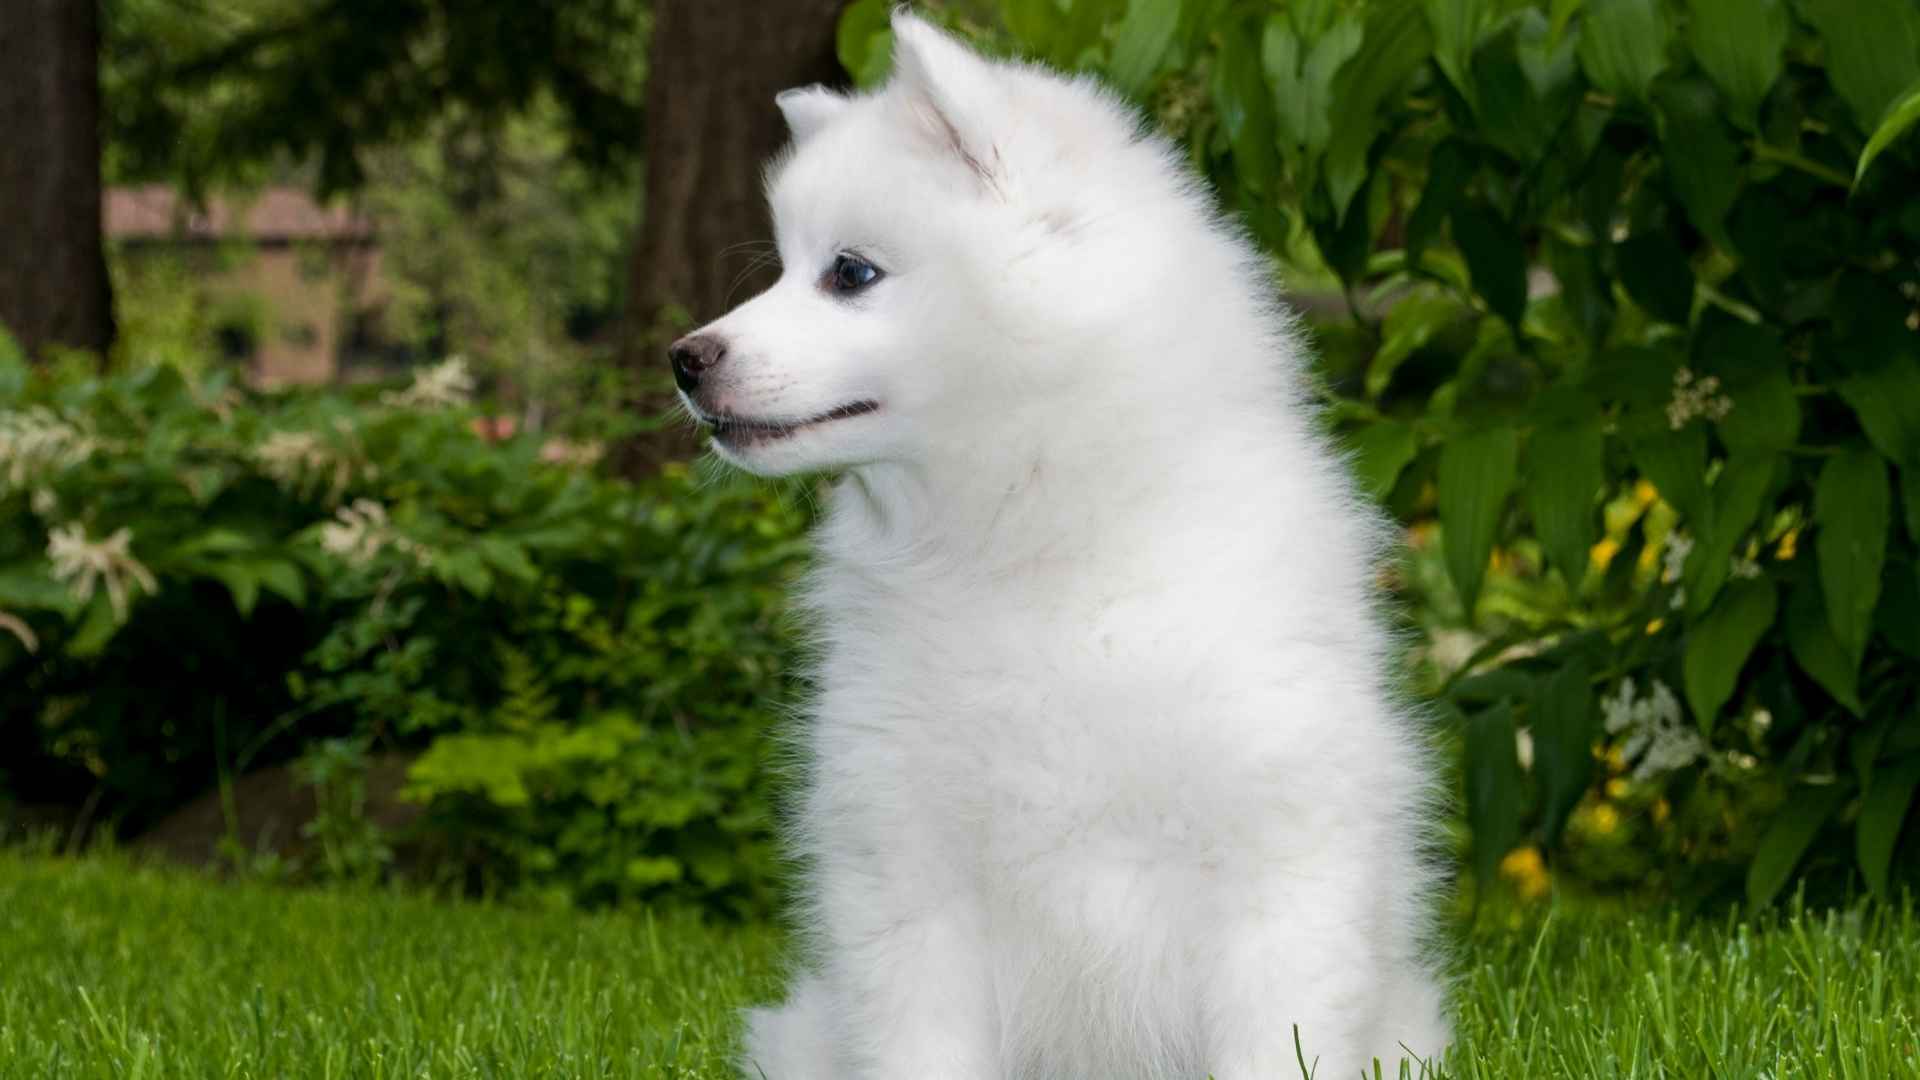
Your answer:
[700,400,881,447]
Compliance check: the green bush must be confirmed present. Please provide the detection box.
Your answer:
[0,348,807,916]
[844,0,1920,906]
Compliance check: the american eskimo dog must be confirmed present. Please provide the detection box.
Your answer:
[668,13,1449,1078]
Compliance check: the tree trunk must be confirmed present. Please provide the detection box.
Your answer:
[617,0,845,472]
[0,0,114,361]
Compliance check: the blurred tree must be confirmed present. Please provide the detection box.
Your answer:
[0,0,116,361]
[616,0,846,472]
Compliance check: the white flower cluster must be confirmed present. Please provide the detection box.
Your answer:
[1602,677,1706,782]
[254,427,362,502]
[1666,368,1733,430]
[318,499,418,567]
[1730,553,1763,579]
[0,407,95,491]
[382,357,475,410]
[47,523,158,621]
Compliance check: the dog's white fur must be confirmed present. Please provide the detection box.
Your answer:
[680,14,1449,1078]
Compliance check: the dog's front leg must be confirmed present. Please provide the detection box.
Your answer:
[818,850,1001,1079]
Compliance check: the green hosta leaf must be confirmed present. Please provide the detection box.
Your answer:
[1787,576,1863,715]
[1687,0,1788,132]
[1578,0,1670,103]
[1526,419,1605,589]
[1466,701,1525,895]
[1616,229,1696,326]
[211,563,261,618]
[66,593,120,658]
[1799,0,1920,136]
[1368,286,1467,397]
[1439,425,1520,619]
[1107,0,1184,96]
[1452,200,1528,332]
[1839,362,1920,465]
[835,0,893,89]
[1815,447,1891,661]
[253,559,307,608]
[1857,78,1920,184]
[1533,657,1596,847]
[1905,465,1920,545]
[1350,421,1420,500]
[1655,76,1742,250]
[1683,577,1777,736]
[0,563,83,618]
[1858,758,1920,897]
[1547,237,1614,346]
[1325,1,1435,219]
[1747,782,1851,909]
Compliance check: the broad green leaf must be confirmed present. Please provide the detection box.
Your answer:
[1632,423,1709,522]
[1211,20,1283,194]
[1616,229,1696,326]
[1367,286,1466,397]
[1687,0,1789,132]
[1858,757,1920,897]
[1263,13,1364,178]
[1547,237,1614,346]
[253,559,307,608]
[1107,0,1184,96]
[1799,0,1920,136]
[1452,200,1529,331]
[1718,367,1800,455]
[1408,140,1477,272]
[835,0,893,89]
[1578,0,1670,103]
[66,593,120,658]
[0,563,83,618]
[1857,78,1920,184]
[1839,362,1920,465]
[1526,419,1605,589]
[1787,576,1863,714]
[1439,425,1521,619]
[1533,657,1596,847]
[1466,701,1526,895]
[1747,782,1851,909]
[1815,448,1891,660]
[1684,454,1776,618]
[1325,1,1435,219]
[1683,577,1777,736]
[1425,0,1496,109]
[1472,10,1581,163]
[211,563,261,618]
[1350,421,1420,500]
[1655,76,1742,250]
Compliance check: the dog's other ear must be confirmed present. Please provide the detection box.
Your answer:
[888,11,1004,189]
[776,85,847,143]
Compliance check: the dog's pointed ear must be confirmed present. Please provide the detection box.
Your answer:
[776,85,847,143]
[888,11,1004,188]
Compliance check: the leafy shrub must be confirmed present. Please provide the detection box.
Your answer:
[844,0,1920,906]
[0,347,807,916]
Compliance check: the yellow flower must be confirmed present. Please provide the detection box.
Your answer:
[1590,537,1620,571]
[1646,617,1665,635]
[1652,798,1671,826]
[1776,528,1799,561]
[1581,802,1621,835]
[1634,480,1658,507]
[1606,777,1629,799]
[1498,845,1552,901]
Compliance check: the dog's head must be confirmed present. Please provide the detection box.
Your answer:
[669,13,1185,477]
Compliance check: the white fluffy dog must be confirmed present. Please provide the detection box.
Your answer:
[667,13,1449,1078]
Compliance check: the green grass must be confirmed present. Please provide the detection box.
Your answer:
[1,853,1916,1078]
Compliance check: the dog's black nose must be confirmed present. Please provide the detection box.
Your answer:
[668,334,726,392]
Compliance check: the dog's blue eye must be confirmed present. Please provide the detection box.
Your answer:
[826,253,882,295]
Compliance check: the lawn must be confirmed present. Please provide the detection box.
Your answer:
[1,853,1916,1078]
